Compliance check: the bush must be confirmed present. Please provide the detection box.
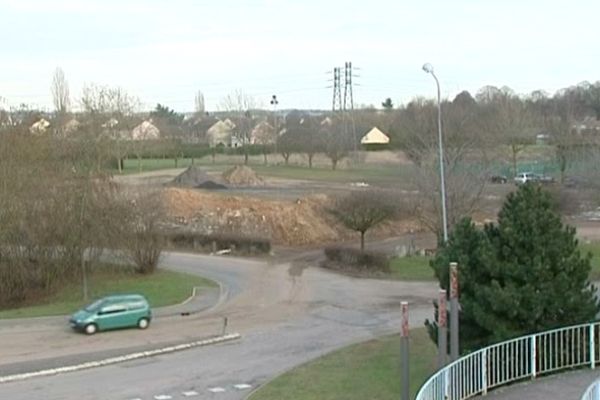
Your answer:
[322,246,390,274]
[167,232,271,255]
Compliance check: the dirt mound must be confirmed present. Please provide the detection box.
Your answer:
[197,181,227,190]
[222,165,264,186]
[162,188,419,246]
[163,188,339,245]
[171,166,213,187]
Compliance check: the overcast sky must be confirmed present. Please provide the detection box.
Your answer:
[1,0,599,112]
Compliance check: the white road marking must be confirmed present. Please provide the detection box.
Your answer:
[154,395,173,400]
[208,387,226,393]
[0,333,241,384]
[182,391,199,397]
[233,383,252,390]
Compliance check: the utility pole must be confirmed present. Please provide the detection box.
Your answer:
[332,67,342,112]
[343,61,358,157]
[270,94,279,162]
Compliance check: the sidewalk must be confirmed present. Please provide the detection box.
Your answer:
[482,369,600,400]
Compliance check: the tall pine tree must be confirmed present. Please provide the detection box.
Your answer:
[426,184,599,352]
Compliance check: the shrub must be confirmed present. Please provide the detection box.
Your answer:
[167,232,271,255]
[322,246,390,274]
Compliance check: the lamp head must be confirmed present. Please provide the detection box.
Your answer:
[422,63,434,74]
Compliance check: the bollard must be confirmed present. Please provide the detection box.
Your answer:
[438,289,448,368]
[401,302,409,400]
[450,262,460,361]
[222,316,228,336]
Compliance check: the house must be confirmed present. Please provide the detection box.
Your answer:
[360,127,390,144]
[206,119,235,147]
[63,119,80,134]
[132,120,160,140]
[29,118,51,134]
[573,117,600,135]
[250,120,276,145]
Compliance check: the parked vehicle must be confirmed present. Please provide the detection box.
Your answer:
[537,174,555,184]
[514,172,555,185]
[514,172,539,185]
[69,294,152,335]
[489,175,508,184]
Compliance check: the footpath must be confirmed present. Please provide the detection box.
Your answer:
[482,369,600,400]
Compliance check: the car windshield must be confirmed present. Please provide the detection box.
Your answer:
[84,299,105,313]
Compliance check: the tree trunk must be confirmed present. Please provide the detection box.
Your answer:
[283,154,290,165]
[244,148,249,165]
[360,231,365,251]
[308,154,313,168]
[137,155,142,172]
[263,150,268,165]
[332,158,338,170]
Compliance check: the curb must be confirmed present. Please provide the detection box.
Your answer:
[0,333,241,384]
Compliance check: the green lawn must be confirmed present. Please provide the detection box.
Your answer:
[389,241,600,281]
[250,328,437,400]
[389,256,434,281]
[119,157,413,185]
[0,267,216,319]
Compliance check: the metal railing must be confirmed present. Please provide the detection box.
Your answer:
[416,321,600,400]
[581,378,600,400]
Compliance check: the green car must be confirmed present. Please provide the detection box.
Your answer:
[69,294,152,335]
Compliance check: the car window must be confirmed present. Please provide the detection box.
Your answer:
[84,299,105,312]
[99,304,127,315]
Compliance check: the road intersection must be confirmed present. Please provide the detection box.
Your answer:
[0,250,437,399]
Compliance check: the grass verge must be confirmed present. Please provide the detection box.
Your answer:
[250,328,436,400]
[389,242,600,281]
[389,256,434,281]
[0,266,216,319]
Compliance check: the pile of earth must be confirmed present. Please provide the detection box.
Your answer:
[162,187,420,246]
[222,165,264,186]
[171,166,227,190]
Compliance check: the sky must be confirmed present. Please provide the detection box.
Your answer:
[1,0,599,112]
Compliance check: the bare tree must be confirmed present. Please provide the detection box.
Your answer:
[330,190,398,251]
[477,87,535,177]
[51,67,70,114]
[119,189,166,274]
[323,116,352,170]
[194,90,205,114]
[220,89,259,164]
[79,84,141,173]
[394,95,489,240]
[543,86,586,182]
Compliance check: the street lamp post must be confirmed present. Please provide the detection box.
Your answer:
[270,94,279,161]
[422,63,448,243]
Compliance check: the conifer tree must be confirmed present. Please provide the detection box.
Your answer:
[426,184,599,352]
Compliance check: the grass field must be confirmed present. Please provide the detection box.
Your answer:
[389,256,434,281]
[389,242,600,281]
[0,266,216,319]
[119,156,413,185]
[249,328,436,400]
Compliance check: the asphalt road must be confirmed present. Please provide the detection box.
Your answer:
[0,251,438,400]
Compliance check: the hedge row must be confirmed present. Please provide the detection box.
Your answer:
[322,246,390,274]
[166,231,271,255]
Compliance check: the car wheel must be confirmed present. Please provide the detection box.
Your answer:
[84,323,98,335]
[137,318,150,330]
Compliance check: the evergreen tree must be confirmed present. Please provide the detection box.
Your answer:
[426,184,599,352]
